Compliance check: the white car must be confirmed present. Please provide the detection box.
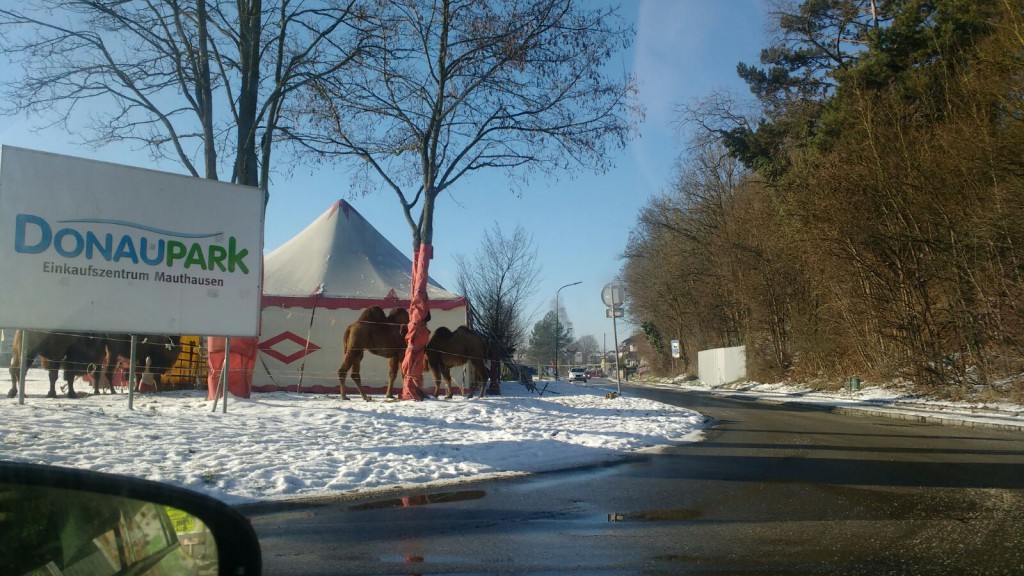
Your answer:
[568,367,588,382]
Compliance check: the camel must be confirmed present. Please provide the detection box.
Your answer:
[425,326,490,399]
[8,330,107,399]
[337,306,410,400]
[99,334,182,394]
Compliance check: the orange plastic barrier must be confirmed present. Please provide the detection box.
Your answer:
[206,337,257,399]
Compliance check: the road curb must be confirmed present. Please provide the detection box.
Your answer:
[711,392,1024,433]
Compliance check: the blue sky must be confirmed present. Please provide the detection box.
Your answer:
[0,1,769,352]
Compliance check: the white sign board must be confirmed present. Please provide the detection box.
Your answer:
[671,339,680,359]
[698,345,746,386]
[0,146,264,336]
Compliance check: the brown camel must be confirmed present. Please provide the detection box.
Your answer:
[425,326,489,399]
[99,334,183,394]
[337,306,410,400]
[8,330,107,399]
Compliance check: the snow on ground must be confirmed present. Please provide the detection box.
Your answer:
[0,370,707,505]
[4,371,1021,506]
[645,376,1024,431]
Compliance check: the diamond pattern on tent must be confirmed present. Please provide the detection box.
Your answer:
[259,331,321,364]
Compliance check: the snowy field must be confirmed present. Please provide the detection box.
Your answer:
[0,370,707,505]
[5,370,1021,507]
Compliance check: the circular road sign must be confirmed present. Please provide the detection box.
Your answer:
[601,283,625,308]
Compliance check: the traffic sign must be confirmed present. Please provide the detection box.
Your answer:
[601,283,625,308]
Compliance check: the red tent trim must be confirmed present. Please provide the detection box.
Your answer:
[260,295,467,311]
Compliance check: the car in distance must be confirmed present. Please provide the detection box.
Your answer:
[568,367,589,382]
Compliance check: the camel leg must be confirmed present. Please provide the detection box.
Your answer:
[460,363,475,398]
[338,350,371,401]
[64,369,79,399]
[46,367,60,398]
[7,359,19,398]
[104,363,117,394]
[442,365,455,399]
[94,356,108,394]
[469,360,484,398]
[337,350,362,400]
[350,370,370,401]
[430,368,445,399]
[385,356,399,399]
[479,360,490,398]
[98,358,118,394]
[426,358,443,398]
[480,360,489,398]
[6,332,20,398]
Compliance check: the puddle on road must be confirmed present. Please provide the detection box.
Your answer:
[342,489,486,511]
[607,508,701,522]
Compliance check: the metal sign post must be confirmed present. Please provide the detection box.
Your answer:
[17,331,28,405]
[601,283,625,396]
[128,335,138,410]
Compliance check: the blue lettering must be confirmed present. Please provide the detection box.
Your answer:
[14,214,51,254]
[85,232,113,261]
[140,237,164,265]
[54,228,84,258]
[114,235,139,264]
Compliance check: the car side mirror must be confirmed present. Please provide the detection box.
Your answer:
[0,461,261,575]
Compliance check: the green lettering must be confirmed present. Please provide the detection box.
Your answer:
[227,237,249,274]
[184,243,208,270]
[207,244,227,272]
[166,241,187,267]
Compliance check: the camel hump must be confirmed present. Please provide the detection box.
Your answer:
[453,326,483,342]
[429,326,454,343]
[388,307,410,325]
[358,306,389,323]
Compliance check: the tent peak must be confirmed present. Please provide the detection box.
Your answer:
[330,199,356,221]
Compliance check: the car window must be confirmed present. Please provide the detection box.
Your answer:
[2,484,209,576]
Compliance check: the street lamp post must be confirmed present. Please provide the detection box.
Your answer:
[554,281,581,380]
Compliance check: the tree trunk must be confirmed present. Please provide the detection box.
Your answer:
[401,244,433,400]
[235,0,262,189]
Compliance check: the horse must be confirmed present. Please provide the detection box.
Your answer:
[98,334,183,393]
[7,330,107,399]
[425,326,490,399]
[337,306,410,400]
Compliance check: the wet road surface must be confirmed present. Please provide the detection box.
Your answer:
[244,384,1024,575]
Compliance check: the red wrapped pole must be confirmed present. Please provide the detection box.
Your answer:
[401,244,433,400]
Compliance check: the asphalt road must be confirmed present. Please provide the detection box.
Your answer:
[243,383,1024,575]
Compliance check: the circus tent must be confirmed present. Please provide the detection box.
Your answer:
[246,200,468,394]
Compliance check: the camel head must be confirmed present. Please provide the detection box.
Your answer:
[388,307,411,337]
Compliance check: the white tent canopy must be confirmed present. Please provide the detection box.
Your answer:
[263,200,462,302]
[254,200,468,393]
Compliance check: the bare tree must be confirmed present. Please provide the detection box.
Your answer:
[295,0,641,399]
[574,334,600,365]
[455,223,540,364]
[0,0,367,196]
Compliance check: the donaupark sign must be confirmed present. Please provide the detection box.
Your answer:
[0,146,264,336]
